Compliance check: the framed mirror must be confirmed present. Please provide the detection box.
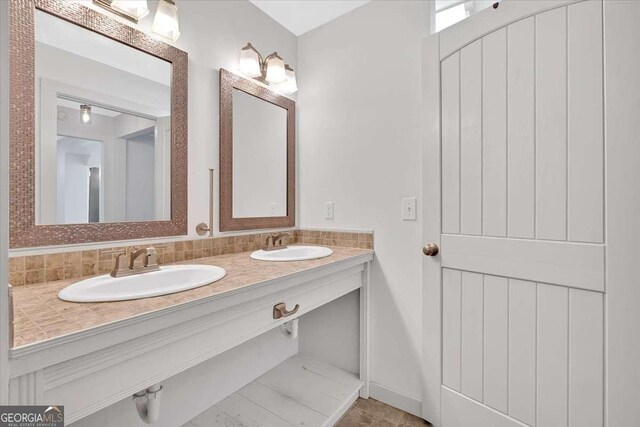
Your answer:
[219,69,295,231]
[9,0,188,248]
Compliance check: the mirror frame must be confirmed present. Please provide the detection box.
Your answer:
[219,69,295,231]
[9,0,188,248]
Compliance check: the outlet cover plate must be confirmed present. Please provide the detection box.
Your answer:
[325,202,334,220]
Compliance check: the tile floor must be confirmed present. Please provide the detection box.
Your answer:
[336,398,430,426]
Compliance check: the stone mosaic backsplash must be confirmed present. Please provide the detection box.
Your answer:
[296,229,373,249]
[8,229,374,287]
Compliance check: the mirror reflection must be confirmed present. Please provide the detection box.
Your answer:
[35,10,172,225]
[232,89,288,218]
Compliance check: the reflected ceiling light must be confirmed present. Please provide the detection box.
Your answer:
[152,0,181,42]
[93,0,149,23]
[237,43,295,91]
[278,64,298,94]
[80,105,92,124]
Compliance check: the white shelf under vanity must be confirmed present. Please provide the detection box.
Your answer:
[185,355,363,427]
[8,248,373,427]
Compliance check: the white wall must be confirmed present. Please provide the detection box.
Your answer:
[297,0,428,409]
[36,43,170,117]
[126,133,156,221]
[299,291,360,375]
[56,138,102,223]
[35,9,171,88]
[62,153,92,223]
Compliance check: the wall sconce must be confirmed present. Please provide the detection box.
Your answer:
[238,43,297,94]
[93,0,181,42]
[80,105,92,124]
[93,0,149,23]
[152,0,181,42]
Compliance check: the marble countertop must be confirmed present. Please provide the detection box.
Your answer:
[11,246,373,348]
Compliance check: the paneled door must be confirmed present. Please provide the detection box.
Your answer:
[422,1,611,426]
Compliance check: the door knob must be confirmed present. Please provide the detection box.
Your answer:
[422,243,439,256]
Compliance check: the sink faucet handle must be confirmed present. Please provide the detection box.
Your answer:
[145,247,160,267]
[272,232,290,244]
[102,248,130,278]
[263,232,290,251]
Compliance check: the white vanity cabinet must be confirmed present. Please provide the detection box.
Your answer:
[8,252,372,426]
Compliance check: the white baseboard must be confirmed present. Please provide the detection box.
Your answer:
[368,382,422,418]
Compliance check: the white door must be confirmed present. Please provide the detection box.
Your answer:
[420,0,638,426]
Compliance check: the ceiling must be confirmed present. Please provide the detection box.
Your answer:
[249,0,371,36]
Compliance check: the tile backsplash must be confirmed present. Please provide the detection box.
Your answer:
[296,229,373,249]
[8,229,373,287]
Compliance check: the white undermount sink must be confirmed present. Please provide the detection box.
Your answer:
[58,265,227,303]
[250,245,334,262]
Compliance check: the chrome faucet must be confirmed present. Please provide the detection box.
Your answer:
[103,246,161,278]
[263,232,289,251]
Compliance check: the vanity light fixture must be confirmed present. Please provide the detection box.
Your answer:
[152,0,181,42]
[238,43,297,93]
[264,53,286,84]
[93,0,149,23]
[278,64,298,94]
[80,104,92,124]
[239,44,262,78]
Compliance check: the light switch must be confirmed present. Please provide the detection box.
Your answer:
[325,202,334,220]
[402,197,417,221]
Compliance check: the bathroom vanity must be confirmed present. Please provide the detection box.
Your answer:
[9,246,373,425]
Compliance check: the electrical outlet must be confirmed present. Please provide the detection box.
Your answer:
[402,197,417,221]
[325,202,334,220]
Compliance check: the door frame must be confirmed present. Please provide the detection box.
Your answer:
[420,29,442,426]
[420,1,591,425]
[602,2,640,425]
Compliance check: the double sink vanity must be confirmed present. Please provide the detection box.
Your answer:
[6,1,374,425]
[10,236,373,425]
[57,241,333,303]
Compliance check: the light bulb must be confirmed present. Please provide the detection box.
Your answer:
[80,105,92,124]
[111,0,149,20]
[265,53,286,84]
[239,43,262,78]
[152,0,180,42]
